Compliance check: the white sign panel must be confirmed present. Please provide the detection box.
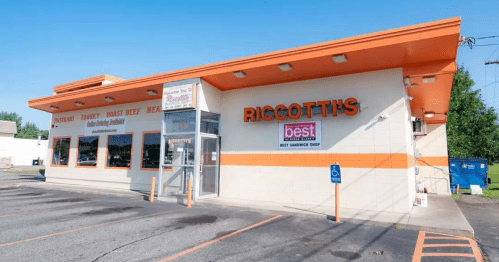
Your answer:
[84,117,127,136]
[162,83,196,111]
[278,121,322,149]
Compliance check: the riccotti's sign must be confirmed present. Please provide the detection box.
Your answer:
[243,98,359,122]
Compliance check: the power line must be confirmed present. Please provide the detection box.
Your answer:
[476,35,499,40]
[475,43,499,47]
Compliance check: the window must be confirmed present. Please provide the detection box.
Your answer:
[107,134,133,168]
[142,132,161,169]
[52,137,71,166]
[164,110,196,133]
[200,111,220,135]
[77,136,99,167]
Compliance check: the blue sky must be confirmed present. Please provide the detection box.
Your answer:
[1,0,499,129]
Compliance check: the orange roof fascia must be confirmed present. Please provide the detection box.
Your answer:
[53,74,125,94]
[29,17,461,109]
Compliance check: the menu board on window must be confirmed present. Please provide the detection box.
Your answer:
[162,83,197,111]
[84,117,127,136]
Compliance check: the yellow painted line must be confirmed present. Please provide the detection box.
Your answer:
[469,237,484,262]
[412,231,425,262]
[0,209,178,247]
[421,253,475,257]
[424,236,468,240]
[0,200,98,218]
[423,244,471,248]
[413,231,484,262]
[157,215,283,262]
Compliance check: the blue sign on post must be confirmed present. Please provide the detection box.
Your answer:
[330,164,341,184]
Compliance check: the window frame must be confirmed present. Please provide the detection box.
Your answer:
[75,135,99,169]
[50,136,72,167]
[105,132,134,170]
[141,131,161,171]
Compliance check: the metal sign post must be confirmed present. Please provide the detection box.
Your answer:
[330,163,341,222]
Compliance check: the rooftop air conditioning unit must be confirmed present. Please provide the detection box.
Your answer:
[413,120,427,136]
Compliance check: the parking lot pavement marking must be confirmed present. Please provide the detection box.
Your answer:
[412,231,484,262]
[0,200,98,218]
[0,209,179,247]
[157,214,284,262]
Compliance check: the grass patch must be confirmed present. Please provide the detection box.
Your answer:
[458,184,499,199]
[5,169,43,174]
[488,164,499,183]
[451,194,460,200]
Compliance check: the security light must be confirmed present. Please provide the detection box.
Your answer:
[278,63,292,71]
[424,112,435,118]
[75,102,84,107]
[104,97,115,102]
[332,54,347,63]
[146,90,158,96]
[233,71,246,78]
[422,76,436,83]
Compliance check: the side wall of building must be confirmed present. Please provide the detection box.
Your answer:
[218,68,416,213]
[0,137,48,166]
[415,124,450,194]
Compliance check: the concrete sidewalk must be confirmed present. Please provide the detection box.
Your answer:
[198,195,474,237]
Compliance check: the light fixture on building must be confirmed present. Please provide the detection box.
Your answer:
[422,76,436,83]
[75,102,84,107]
[405,96,413,101]
[332,54,347,63]
[104,97,115,102]
[146,90,158,96]
[403,77,419,87]
[278,63,292,71]
[49,106,58,111]
[424,112,435,118]
[233,71,246,78]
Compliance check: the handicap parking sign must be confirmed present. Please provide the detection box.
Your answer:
[330,164,341,184]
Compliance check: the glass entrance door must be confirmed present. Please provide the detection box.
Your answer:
[199,136,219,197]
[161,134,195,195]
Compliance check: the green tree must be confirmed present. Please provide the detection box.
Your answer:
[0,111,22,134]
[0,111,48,139]
[446,66,499,164]
[17,122,40,139]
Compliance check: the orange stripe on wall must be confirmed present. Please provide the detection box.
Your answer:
[416,156,449,167]
[220,153,415,169]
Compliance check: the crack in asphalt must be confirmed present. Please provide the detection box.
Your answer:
[92,226,182,262]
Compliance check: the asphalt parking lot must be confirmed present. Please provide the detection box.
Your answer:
[0,171,486,262]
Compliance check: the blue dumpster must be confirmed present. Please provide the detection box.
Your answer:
[449,157,489,190]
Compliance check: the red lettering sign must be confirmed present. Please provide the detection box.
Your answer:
[244,98,359,122]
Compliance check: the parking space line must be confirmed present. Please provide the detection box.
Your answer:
[412,231,483,262]
[422,244,471,247]
[0,209,179,247]
[421,253,475,257]
[157,214,283,262]
[0,200,98,218]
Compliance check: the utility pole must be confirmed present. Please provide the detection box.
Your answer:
[485,60,499,65]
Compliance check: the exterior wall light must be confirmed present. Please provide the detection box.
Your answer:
[403,77,419,87]
[49,106,58,110]
[422,76,436,83]
[146,90,158,96]
[424,112,435,118]
[278,63,292,71]
[332,54,347,63]
[75,102,84,107]
[104,97,115,102]
[233,71,246,78]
